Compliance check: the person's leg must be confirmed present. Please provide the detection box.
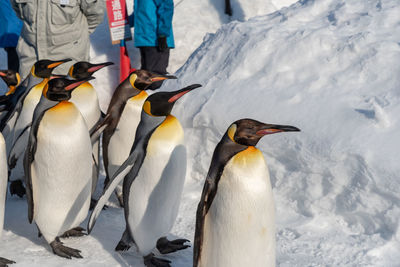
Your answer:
[4,47,19,72]
[139,47,170,90]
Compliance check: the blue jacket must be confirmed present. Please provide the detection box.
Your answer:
[133,0,175,48]
[0,0,22,48]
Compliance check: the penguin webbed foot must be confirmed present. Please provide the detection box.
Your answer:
[9,180,26,198]
[115,240,131,251]
[143,253,171,267]
[50,238,82,259]
[60,227,86,238]
[0,256,15,266]
[156,237,190,254]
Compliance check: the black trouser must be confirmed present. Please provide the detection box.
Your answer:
[139,47,170,90]
[4,47,19,72]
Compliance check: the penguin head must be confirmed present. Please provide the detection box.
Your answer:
[43,77,94,102]
[0,69,20,88]
[226,119,300,146]
[68,61,114,79]
[142,84,202,117]
[31,59,72,78]
[128,70,177,91]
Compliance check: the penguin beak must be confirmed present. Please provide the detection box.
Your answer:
[47,58,72,69]
[168,84,202,103]
[0,71,5,77]
[65,77,95,91]
[256,124,300,136]
[49,74,67,80]
[150,75,177,82]
[87,62,114,73]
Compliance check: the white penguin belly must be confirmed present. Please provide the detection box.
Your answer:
[127,116,186,255]
[70,84,101,130]
[107,96,146,177]
[200,147,276,267]
[8,86,43,180]
[0,133,7,238]
[70,84,101,193]
[12,87,42,141]
[31,102,92,243]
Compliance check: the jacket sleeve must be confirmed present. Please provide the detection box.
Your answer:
[80,0,106,33]
[154,0,174,37]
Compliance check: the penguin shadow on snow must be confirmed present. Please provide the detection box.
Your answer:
[4,194,45,248]
[4,180,96,254]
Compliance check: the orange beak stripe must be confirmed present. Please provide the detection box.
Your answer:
[256,129,283,135]
[168,90,190,103]
[150,77,168,82]
[65,80,87,90]
[48,61,66,69]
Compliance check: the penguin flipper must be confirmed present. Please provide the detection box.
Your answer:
[193,176,218,267]
[24,105,51,223]
[0,256,15,265]
[87,149,140,233]
[24,132,36,223]
[8,123,31,168]
[89,113,111,144]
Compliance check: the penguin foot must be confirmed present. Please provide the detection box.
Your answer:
[143,253,171,267]
[0,256,15,266]
[50,238,83,259]
[9,180,26,198]
[115,240,131,251]
[156,237,191,254]
[61,227,86,238]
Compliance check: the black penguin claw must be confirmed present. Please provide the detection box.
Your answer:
[0,256,15,266]
[9,180,26,198]
[60,227,86,238]
[143,253,171,267]
[115,240,131,251]
[156,237,191,254]
[50,238,82,259]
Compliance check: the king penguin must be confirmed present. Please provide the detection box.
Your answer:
[0,133,15,266]
[24,77,93,259]
[67,61,114,203]
[0,69,21,122]
[7,59,71,197]
[88,84,202,267]
[0,69,21,97]
[193,119,300,267]
[90,69,176,206]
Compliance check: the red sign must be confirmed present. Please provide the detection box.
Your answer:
[106,0,132,44]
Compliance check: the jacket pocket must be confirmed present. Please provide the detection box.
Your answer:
[15,0,35,24]
[50,0,80,25]
[51,29,81,46]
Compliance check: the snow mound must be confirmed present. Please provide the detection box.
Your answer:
[164,0,400,265]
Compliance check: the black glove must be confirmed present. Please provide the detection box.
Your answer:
[157,36,168,52]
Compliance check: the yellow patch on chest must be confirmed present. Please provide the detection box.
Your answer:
[45,101,80,125]
[232,146,264,167]
[147,115,183,154]
[129,90,148,103]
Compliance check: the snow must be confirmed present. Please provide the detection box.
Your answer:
[1,0,400,266]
